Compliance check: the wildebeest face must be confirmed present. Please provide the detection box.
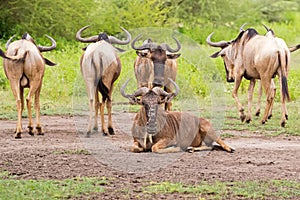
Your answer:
[211,46,235,82]
[141,90,161,135]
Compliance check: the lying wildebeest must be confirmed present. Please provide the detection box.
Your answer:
[0,33,56,138]
[76,25,131,136]
[207,26,291,127]
[132,35,181,111]
[121,78,234,153]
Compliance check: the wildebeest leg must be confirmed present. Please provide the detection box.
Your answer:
[131,139,144,153]
[106,87,114,135]
[268,80,276,119]
[26,81,41,136]
[34,86,44,135]
[277,72,288,127]
[260,78,274,124]
[232,76,246,122]
[86,86,97,137]
[10,81,23,138]
[186,145,212,153]
[100,97,108,136]
[93,91,99,132]
[151,139,179,153]
[245,79,256,123]
[255,80,262,116]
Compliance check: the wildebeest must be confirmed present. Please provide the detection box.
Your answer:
[254,25,300,118]
[121,78,234,153]
[76,25,131,136]
[207,27,291,127]
[132,35,181,110]
[0,33,56,138]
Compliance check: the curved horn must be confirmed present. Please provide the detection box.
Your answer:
[153,78,180,102]
[5,35,15,49]
[108,27,131,45]
[239,23,247,32]
[206,32,229,48]
[37,35,57,52]
[131,34,146,50]
[161,36,181,53]
[120,79,149,104]
[75,25,98,43]
[263,24,271,32]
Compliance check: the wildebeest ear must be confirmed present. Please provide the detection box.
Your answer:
[167,53,181,59]
[44,58,56,66]
[210,51,222,58]
[136,51,149,57]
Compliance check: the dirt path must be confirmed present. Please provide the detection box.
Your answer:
[0,114,299,198]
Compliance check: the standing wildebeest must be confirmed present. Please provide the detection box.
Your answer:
[132,35,181,110]
[121,79,234,153]
[76,26,131,136]
[207,27,291,127]
[254,25,300,118]
[0,33,56,138]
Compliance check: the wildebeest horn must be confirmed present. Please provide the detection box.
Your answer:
[131,34,148,50]
[263,24,275,36]
[152,78,180,102]
[37,35,57,52]
[5,35,15,50]
[76,25,99,43]
[108,27,131,45]
[206,32,229,48]
[120,79,149,104]
[160,36,181,53]
[240,23,247,32]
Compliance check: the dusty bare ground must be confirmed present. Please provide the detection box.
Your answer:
[0,113,299,199]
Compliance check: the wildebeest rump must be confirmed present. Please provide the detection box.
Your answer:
[76,26,131,136]
[0,33,56,138]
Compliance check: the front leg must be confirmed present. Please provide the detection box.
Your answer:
[131,139,144,153]
[232,75,245,122]
[245,79,256,123]
[151,139,179,153]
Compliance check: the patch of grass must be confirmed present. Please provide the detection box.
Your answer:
[53,149,91,155]
[0,176,108,200]
[143,180,300,199]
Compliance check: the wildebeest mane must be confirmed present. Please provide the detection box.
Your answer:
[233,28,258,44]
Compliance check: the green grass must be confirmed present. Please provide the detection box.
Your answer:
[0,175,108,200]
[143,180,300,199]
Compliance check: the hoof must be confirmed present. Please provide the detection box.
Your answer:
[280,121,286,127]
[93,127,98,132]
[285,114,288,120]
[86,131,91,138]
[102,131,108,136]
[108,127,115,135]
[15,133,22,139]
[186,147,194,153]
[261,120,266,125]
[229,148,235,153]
[28,126,34,136]
[240,114,246,122]
[245,117,251,123]
[255,111,260,116]
[268,114,272,119]
[36,127,44,135]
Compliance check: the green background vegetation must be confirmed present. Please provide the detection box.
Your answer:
[1,1,300,199]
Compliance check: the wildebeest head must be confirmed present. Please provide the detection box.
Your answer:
[207,24,258,82]
[6,32,57,53]
[131,34,181,87]
[121,78,179,135]
[75,25,131,45]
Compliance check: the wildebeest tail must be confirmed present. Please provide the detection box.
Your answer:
[98,78,109,101]
[0,48,28,62]
[278,51,290,102]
